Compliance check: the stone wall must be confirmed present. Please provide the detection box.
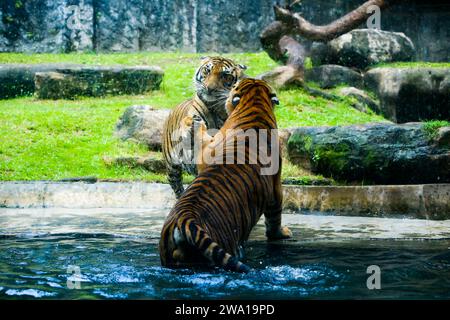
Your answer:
[0,0,449,61]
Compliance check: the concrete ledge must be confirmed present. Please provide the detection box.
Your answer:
[0,182,175,210]
[283,184,450,220]
[0,182,449,220]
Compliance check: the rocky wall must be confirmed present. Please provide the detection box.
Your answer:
[0,0,449,61]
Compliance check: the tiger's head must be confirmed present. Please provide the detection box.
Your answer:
[194,56,247,107]
[225,78,280,115]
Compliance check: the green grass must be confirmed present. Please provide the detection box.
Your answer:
[373,62,450,69]
[276,88,386,128]
[422,120,450,140]
[0,52,385,181]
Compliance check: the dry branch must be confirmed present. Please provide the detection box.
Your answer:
[259,0,400,90]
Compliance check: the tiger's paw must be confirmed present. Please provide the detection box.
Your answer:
[191,114,206,129]
[180,115,207,139]
[180,116,194,139]
[266,226,292,241]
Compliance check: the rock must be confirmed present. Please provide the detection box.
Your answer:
[364,67,450,123]
[0,0,67,53]
[103,156,140,167]
[34,66,164,99]
[287,123,450,184]
[95,0,145,52]
[278,128,294,159]
[435,127,450,148]
[0,63,80,99]
[311,29,415,69]
[137,157,167,173]
[305,64,363,89]
[336,87,380,114]
[115,105,170,151]
[1,2,449,61]
[103,155,166,173]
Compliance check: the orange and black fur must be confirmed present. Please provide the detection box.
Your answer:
[162,57,247,198]
[159,79,292,273]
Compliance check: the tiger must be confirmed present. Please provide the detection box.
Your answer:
[162,56,247,198]
[159,78,292,273]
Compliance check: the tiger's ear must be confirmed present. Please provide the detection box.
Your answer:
[271,96,280,106]
[238,64,247,70]
[232,95,241,107]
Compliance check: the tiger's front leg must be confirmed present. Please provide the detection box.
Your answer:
[180,115,214,174]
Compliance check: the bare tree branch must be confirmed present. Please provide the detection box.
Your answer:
[259,0,401,90]
[274,0,395,42]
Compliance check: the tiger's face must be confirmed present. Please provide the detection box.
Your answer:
[194,57,247,106]
[225,78,280,115]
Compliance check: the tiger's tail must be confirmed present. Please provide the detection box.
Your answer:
[178,218,251,273]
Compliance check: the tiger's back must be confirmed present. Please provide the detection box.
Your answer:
[159,79,292,273]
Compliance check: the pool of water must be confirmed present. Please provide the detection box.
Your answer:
[1,208,449,299]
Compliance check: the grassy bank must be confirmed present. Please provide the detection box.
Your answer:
[374,62,450,68]
[0,52,385,182]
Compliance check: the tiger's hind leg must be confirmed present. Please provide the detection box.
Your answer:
[167,164,184,198]
[264,158,292,240]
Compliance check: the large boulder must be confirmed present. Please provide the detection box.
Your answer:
[336,87,380,114]
[115,105,170,151]
[0,63,80,99]
[103,155,166,173]
[287,123,450,184]
[311,29,415,69]
[35,65,164,99]
[305,64,363,89]
[364,67,450,123]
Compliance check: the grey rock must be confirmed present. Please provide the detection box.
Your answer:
[138,157,167,174]
[1,1,450,61]
[95,0,144,52]
[278,128,293,159]
[115,105,170,151]
[336,86,380,114]
[34,65,164,99]
[311,29,415,69]
[435,127,450,148]
[0,63,81,99]
[305,64,363,89]
[103,155,167,173]
[287,123,450,184]
[0,0,91,53]
[364,67,450,123]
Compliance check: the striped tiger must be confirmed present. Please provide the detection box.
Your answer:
[162,56,247,198]
[159,78,292,273]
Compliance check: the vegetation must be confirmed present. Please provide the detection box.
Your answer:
[374,62,450,69]
[0,52,386,182]
[422,120,450,140]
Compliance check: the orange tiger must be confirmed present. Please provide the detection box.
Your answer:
[162,56,247,198]
[159,79,292,273]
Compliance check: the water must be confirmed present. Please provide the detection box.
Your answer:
[1,208,450,299]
